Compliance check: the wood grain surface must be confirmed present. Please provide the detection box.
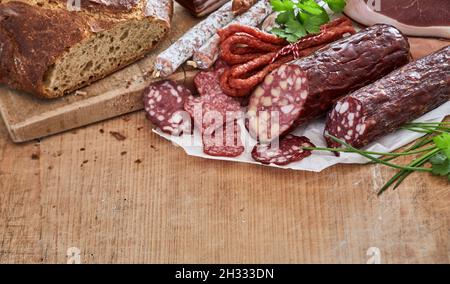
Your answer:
[0,20,449,264]
[0,109,449,264]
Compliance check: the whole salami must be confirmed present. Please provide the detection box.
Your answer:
[143,80,193,136]
[324,46,450,149]
[246,24,411,142]
[154,1,234,77]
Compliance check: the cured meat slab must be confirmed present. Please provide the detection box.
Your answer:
[344,0,450,38]
[176,0,229,17]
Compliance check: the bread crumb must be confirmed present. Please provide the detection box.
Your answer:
[110,131,126,141]
[74,90,88,96]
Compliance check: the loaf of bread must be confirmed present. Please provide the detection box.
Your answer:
[0,0,173,99]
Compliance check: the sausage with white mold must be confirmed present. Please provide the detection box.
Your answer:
[154,1,235,77]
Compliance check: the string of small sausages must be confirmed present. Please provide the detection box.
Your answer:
[271,17,356,63]
[218,17,356,97]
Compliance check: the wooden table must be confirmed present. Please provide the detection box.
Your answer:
[1,32,449,263]
[1,106,449,264]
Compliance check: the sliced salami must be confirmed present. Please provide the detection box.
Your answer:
[203,121,245,157]
[185,63,243,132]
[154,1,235,77]
[251,135,315,166]
[325,46,450,149]
[193,61,228,95]
[246,65,307,141]
[192,0,273,70]
[143,80,193,135]
[246,24,411,142]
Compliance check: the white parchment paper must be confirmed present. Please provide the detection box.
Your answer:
[154,102,450,172]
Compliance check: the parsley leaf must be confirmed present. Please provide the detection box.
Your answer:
[429,134,450,177]
[433,133,450,158]
[429,152,447,165]
[270,0,347,42]
[300,7,330,33]
[297,0,323,16]
[276,11,292,25]
[431,158,450,176]
[270,0,294,12]
[286,19,307,38]
[323,0,346,13]
[270,0,286,12]
[270,27,291,39]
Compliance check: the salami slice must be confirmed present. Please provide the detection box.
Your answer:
[251,135,315,166]
[193,61,228,95]
[191,0,273,70]
[203,121,245,157]
[324,46,450,149]
[185,63,243,132]
[246,24,411,142]
[154,1,235,77]
[143,80,193,136]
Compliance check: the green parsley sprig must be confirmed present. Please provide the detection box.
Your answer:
[303,122,450,195]
[270,0,347,42]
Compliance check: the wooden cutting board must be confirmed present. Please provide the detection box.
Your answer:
[0,4,201,143]
[0,4,448,143]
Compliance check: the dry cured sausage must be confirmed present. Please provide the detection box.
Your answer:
[246,24,411,142]
[324,46,450,149]
[154,1,235,77]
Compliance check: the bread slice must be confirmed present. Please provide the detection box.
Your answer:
[0,0,172,98]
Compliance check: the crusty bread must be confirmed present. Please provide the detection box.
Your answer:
[0,0,173,99]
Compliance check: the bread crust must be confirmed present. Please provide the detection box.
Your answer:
[0,0,173,98]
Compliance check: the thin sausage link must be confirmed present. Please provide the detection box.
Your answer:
[230,52,275,77]
[221,35,284,53]
[218,23,287,45]
[220,69,254,97]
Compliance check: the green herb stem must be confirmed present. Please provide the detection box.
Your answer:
[377,148,441,195]
[303,146,436,157]
[383,134,435,162]
[325,135,433,172]
[403,127,448,134]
